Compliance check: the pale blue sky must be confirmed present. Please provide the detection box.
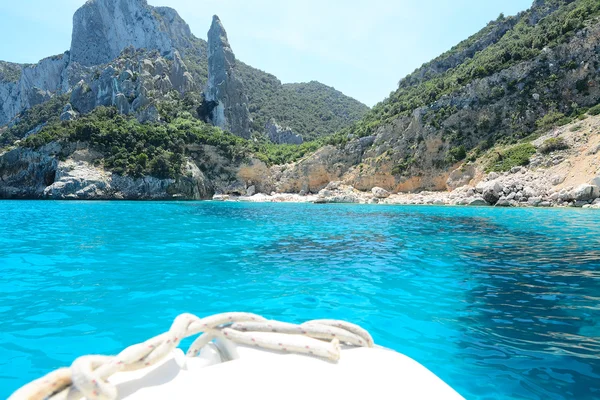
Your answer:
[0,0,533,106]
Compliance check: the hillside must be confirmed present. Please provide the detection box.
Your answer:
[237,63,369,140]
[262,0,600,194]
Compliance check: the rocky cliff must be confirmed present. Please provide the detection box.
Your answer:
[0,0,198,127]
[68,47,196,121]
[266,119,303,145]
[0,141,215,200]
[0,54,69,126]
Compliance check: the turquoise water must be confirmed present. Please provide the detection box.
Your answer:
[0,202,599,399]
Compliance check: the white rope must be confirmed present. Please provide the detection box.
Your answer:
[8,312,374,400]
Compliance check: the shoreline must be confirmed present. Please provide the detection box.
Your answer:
[213,185,600,209]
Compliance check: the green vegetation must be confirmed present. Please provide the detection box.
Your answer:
[391,157,415,176]
[447,145,467,163]
[18,105,326,178]
[0,61,23,83]
[251,140,321,165]
[0,95,68,146]
[539,137,569,154]
[21,107,250,178]
[570,124,583,132]
[588,104,600,116]
[5,0,600,183]
[535,112,572,131]
[183,38,209,88]
[487,143,536,172]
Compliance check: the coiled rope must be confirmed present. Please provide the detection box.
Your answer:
[9,312,374,400]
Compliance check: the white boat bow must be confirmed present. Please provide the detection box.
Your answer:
[9,312,464,399]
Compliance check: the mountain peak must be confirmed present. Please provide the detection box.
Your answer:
[70,0,194,66]
[208,15,230,50]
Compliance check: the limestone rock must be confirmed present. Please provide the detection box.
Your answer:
[476,180,503,205]
[246,185,256,196]
[0,144,61,198]
[315,183,366,204]
[170,51,195,94]
[114,93,130,114]
[371,187,390,199]
[44,158,110,199]
[205,15,251,138]
[447,165,475,190]
[495,197,512,207]
[223,181,246,195]
[487,172,499,181]
[571,184,600,202]
[0,53,69,126]
[155,74,173,94]
[266,119,303,145]
[326,181,342,190]
[60,103,78,121]
[155,58,169,76]
[551,175,565,186]
[70,80,96,114]
[168,160,214,199]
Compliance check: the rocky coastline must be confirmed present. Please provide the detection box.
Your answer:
[212,175,600,209]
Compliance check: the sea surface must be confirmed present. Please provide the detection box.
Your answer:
[0,201,599,399]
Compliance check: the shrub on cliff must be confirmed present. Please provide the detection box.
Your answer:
[446,145,467,163]
[487,143,536,172]
[18,106,325,178]
[0,95,68,146]
[588,104,600,116]
[539,137,569,154]
[20,107,248,179]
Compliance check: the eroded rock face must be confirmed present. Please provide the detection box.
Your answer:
[0,144,214,200]
[447,165,475,190]
[0,143,62,198]
[571,184,600,202]
[60,103,78,121]
[170,51,195,94]
[70,0,193,67]
[266,119,303,145]
[69,49,194,122]
[205,15,251,138]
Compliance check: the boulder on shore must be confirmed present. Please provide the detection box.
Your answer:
[372,187,391,199]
